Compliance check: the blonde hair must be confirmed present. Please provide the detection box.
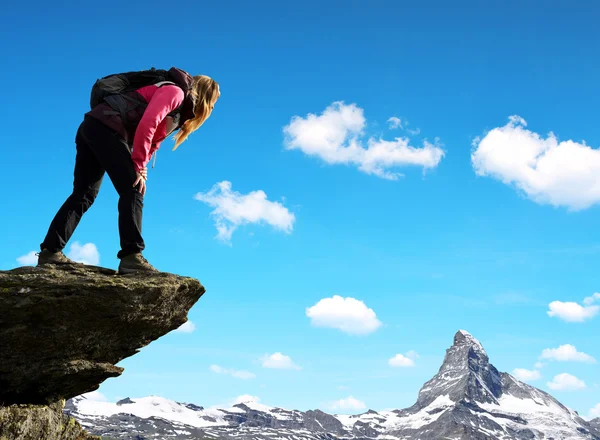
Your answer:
[172,75,220,150]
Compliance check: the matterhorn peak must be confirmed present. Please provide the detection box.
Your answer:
[415,330,502,408]
[444,329,489,371]
[453,329,486,353]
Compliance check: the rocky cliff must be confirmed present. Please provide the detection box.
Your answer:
[0,263,205,440]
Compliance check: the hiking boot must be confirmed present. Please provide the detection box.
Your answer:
[37,249,78,266]
[118,253,159,274]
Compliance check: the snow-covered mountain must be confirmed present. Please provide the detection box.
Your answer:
[66,330,600,440]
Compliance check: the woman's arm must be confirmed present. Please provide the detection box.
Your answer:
[131,85,184,172]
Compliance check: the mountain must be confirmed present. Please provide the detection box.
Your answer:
[66,330,600,440]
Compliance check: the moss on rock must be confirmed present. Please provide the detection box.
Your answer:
[0,400,99,440]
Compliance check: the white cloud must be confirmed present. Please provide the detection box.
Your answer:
[68,242,100,265]
[261,353,301,370]
[389,351,419,367]
[329,396,367,412]
[210,365,256,380]
[472,115,600,210]
[547,295,599,322]
[16,251,37,266]
[547,373,586,391]
[174,321,196,333]
[306,295,382,335]
[584,293,600,306]
[80,391,108,402]
[284,102,444,180]
[589,403,600,419]
[540,344,596,363]
[389,354,414,367]
[387,117,403,130]
[512,368,541,381]
[534,362,545,369]
[18,242,100,266]
[195,181,295,243]
[387,116,421,135]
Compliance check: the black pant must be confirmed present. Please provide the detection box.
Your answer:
[41,116,144,259]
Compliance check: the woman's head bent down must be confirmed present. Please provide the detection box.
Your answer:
[172,75,220,151]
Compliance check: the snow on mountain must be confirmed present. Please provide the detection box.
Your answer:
[416,328,503,408]
[67,395,227,428]
[66,330,599,440]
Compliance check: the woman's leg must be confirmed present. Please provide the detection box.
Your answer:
[78,117,145,259]
[40,122,105,253]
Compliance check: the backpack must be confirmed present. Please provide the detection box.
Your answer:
[90,67,195,130]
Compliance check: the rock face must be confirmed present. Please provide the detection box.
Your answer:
[66,330,599,440]
[414,330,502,408]
[0,401,98,440]
[0,263,205,439]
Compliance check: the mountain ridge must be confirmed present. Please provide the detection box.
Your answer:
[67,330,600,440]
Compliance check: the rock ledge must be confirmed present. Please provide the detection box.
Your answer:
[0,264,205,405]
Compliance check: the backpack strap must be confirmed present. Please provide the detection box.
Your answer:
[103,80,182,118]
[154,81,177,88]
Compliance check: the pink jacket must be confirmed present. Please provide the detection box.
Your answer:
[131,84,185,172]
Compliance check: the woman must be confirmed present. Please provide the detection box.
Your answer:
[37,68,220,274]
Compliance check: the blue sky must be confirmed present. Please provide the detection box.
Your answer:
[2,0,600,418]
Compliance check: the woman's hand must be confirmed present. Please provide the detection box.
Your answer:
[133,169,147,196]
